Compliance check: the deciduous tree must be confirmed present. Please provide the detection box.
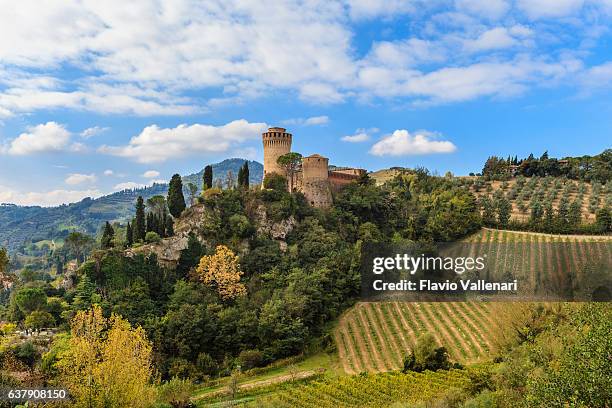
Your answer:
[195,245,246,300]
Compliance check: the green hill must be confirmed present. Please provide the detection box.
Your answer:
[0,159,262,254]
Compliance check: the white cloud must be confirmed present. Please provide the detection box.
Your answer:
[455,0,510,19]
[0,185,102,206]
[342,132,370,143]
[4,122,71,155]
[517,0,585,19]
[464,27,518,52]
[0,0,608,114]
[142,170,160,178]
[369,130,457,156]
[103,169,114,176]
[65,173,97,185]
[99,119,268,163]
[282,115,329,126]
[80,126,109,138]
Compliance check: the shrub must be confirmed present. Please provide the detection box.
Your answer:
[145,231,161,243]
[238,349,264,370]
[263,173,287,192]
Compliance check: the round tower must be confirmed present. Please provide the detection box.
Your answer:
[262,127,292,177]
[302,154,333,208]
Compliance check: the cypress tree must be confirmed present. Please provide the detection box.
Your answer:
[203,165,213,190]
[101,221,115,249]
[126,222,133,247]
[237,165,244,187]
[166,216,174,237]
[135,196,146,242]
[168,174,186,218]
[242,162,249,188]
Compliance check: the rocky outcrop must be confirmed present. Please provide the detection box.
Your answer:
[253,204,296,247]
[125,204,209,269]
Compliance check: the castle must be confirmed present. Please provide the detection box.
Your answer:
[262,127,366,208]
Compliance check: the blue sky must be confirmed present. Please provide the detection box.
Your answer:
[0,0,611,206]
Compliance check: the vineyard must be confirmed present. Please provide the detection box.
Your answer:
[463,229,611,298]
[334,302,495,374]
[468,176,611,222]
[253,369,470,408]
[335,230,611,375]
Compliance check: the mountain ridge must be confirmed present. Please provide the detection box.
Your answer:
[0,159,263,254]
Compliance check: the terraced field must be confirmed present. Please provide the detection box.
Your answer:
[255,369,470,408]
[334,302,494,374]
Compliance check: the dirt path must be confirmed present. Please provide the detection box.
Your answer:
[192,370,318,400]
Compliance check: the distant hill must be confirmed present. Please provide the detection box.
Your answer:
[0,159,263,254]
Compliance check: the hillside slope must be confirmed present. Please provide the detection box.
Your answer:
[0,159,262,253]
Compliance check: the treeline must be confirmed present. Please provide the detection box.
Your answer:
[481,149,612,182]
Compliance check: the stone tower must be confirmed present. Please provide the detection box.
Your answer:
[262,127,292,178]
[302,154,333,208]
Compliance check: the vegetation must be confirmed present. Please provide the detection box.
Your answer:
[167,174,186,218]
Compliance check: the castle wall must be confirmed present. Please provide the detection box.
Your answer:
[302,155,333,208]
[329,169,366,192]
[262,127,292,178]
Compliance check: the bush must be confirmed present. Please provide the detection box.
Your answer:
[402,333,451,373]
[157,377,194,408]
[238,349,264,370]
[263,173,287,192]
[145,231,161,243]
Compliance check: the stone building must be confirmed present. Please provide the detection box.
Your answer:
[261,127,366,208]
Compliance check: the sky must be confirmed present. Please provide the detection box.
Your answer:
[0,0,611,206]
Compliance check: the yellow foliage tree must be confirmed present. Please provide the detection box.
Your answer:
[57,305,157,408]
[196,245,247,300]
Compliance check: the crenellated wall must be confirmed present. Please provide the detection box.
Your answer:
[262,127,292,178]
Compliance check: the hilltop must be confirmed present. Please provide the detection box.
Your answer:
[0,159,263,254]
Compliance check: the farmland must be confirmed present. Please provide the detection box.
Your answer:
[468,176,611,222]
[253,369,470,408]
[334,302,494,373]
[335,230,611,375]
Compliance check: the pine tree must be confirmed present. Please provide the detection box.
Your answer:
[101,221,115,249]
[203,165,213,190]
[168,174,186,218]
[126,222,133,247]
[135,196,146,242]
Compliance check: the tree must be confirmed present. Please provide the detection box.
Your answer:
[530,201,544,226]
[125,222,133,247]
[14,287,47,315]
[480,196,496,226]
[168,174,186,218]
[0,247,8,275]
[237,162,250,189]
[165,216,174,237]
[101,222,115,249]
[203,165,213,190]
[187,182,198,206]
[403,333,451,373]
[568,200,582,227]
[195,245,247,300]
[595,207,611,232]
[57,305,156,408]
[263,173,287,192]
[25,310,55,333]
[496,196,512,227]
[65,232,93,263]
[135,196,146,242]
[277,152,302,192]
[145,231,161,244]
